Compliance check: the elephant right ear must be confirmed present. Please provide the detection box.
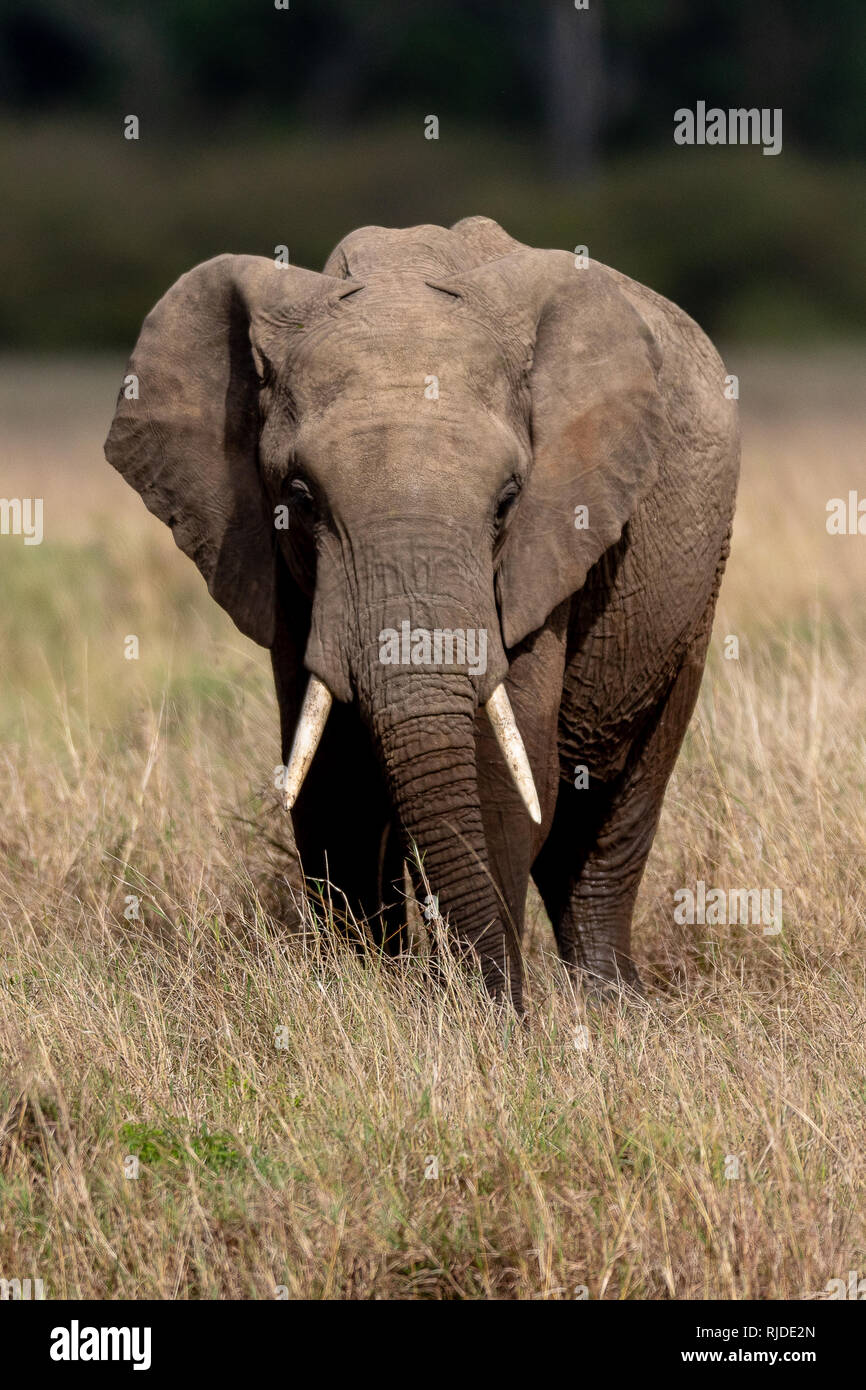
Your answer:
[443,248,665,651]
[105,253,347,647]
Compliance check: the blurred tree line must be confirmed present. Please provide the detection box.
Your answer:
[2,0,864,166]
[0,0,863,346]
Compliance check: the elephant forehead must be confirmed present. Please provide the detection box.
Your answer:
[298,402,521,475]
[291,295,511,408]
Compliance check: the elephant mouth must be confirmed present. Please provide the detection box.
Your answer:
[282,673,541,825]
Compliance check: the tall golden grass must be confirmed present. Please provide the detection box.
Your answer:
[0,351,864,1298]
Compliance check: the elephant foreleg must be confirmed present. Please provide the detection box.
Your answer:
[271,598,408,955]
[537,648,707,993]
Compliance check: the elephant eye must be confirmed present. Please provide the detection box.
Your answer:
[289,476,315,509]
[494,477,522,529]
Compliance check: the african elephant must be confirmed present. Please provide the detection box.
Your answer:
[105,216,739,1011]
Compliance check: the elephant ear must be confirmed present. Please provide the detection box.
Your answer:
[104,253,349,646]
[453,248,664,650]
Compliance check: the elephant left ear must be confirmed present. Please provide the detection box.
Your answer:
[469,249,665,650]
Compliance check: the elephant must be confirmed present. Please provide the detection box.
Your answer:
[105,216,739,1011]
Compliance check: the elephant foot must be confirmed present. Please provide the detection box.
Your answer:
[576,957,646,1009]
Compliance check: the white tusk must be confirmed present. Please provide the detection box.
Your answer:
[484,684,542,825]
[283,676,333,811]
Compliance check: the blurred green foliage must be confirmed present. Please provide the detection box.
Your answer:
[0,1,863,345]
[1,121,863,348]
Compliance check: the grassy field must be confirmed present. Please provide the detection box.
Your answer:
[0,350,864,1299]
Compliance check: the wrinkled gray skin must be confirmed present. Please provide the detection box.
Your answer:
[105,217,739,1011]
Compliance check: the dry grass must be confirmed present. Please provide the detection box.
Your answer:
[0,351,864,1299]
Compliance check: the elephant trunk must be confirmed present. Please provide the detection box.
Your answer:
[301,525,527,1006]
[360,666,517,1003]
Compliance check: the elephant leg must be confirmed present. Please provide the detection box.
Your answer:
[271,601,407,955]
[535,648,707,992]
[475,610,568,983]
[290,707,408,955]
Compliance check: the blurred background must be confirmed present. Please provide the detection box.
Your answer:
[1,0,864,348]
[0,0,863,752]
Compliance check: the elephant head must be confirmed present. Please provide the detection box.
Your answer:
[105,217,663,1002]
